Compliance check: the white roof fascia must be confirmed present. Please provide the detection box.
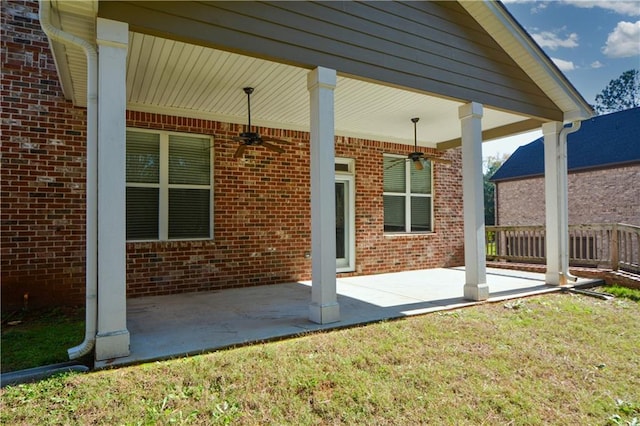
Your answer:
[460,0,594,122]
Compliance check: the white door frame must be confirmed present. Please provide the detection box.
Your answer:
[336,158,355,273]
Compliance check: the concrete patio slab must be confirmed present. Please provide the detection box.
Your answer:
[96,267,601,369]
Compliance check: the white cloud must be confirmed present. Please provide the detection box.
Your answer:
[602,20,640,57]
[530,2,547,14]
[532,31,579,50]
[502,0,639,16]
[590,60,605,69]
[562,1,640,17]
[551,57,577,71]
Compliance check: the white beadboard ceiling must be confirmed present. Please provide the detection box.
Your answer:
[124,32,528,147]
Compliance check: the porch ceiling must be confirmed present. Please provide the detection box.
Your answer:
[124,33,532,147]
[47,0,544,148]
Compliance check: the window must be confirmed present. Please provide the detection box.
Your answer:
[383,155,432,233]
[126,129,213,241]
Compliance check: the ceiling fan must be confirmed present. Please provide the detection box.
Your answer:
[385,117,452,170]
[232,87,291,158]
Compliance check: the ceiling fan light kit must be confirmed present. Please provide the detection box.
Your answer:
[385,117,451,170]
[232,87,290,158]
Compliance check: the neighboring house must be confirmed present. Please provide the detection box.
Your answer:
[490,107,640,226]
[1,0,592,361]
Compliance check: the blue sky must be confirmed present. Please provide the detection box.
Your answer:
[484,0,640,162]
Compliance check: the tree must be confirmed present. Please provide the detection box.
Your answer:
[483,154,507,226]
[593,69,640,115]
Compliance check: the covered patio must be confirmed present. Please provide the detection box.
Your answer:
[36,0,594,364]
[98,267,601,368]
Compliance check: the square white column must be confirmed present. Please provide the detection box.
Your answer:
[95,18,130,360]
[307,67,340,324]
[543,122,564,285]
[459,102,488,301]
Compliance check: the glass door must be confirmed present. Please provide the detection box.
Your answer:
[335,176,354,272]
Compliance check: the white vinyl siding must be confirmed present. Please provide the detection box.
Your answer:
[126,129,213,241]
[383,155,433,233]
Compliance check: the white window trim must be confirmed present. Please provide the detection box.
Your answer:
[126,127,214,242]
[383,153,433,234]
[335,156,354,175]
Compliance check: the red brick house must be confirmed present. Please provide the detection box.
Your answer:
[490,107,640,227]
[2,0,592,361]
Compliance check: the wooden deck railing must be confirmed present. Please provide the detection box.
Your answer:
[486,223,640,274]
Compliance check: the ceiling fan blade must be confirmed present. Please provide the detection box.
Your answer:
[413,159,424,170]
[232,135,251,142]
[261,141,285,154]
[233,144,247,158]
[425,156,452,165]
[261,136,292,145]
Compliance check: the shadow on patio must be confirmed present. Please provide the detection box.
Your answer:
[97,267,601,368]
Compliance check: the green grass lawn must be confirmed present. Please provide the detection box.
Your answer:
[604,284,640,302]
[1,307,85,373]
[486,241,496,256]
[1,291,639,425]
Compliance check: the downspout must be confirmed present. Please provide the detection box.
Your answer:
[39,0,98,359]
[558,121,581,284]
[494,182,499,226]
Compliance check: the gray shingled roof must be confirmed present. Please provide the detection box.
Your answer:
[490,107,640,182]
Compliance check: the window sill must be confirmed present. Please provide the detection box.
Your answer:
[126,237,214,244]
[384,232,434,238]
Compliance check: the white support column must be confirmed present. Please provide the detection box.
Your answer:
[307,67,340,324]
[558,127,570,281]
[95,18,130,360]
[543,121,565,286]
[459,102,488,301]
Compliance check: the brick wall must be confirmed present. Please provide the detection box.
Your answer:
[495,164,640,226]
[124,112,464,297]
[1,0,465,308]
[2,0,88,309]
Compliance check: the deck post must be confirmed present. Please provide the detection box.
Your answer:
[459,102,488,301]
[611,224,619,271]
[95,18,130,360]
[307,67,340,324]
[543,122,564,285]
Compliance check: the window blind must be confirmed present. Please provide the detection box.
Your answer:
[126,187,159,240]
[168,135,211,185]
[383,195,405,232]
[383,158,405,192]
[411,196,431,231]
[410,161,431,194]
[126,131,159,184]
[168,188,210,239]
